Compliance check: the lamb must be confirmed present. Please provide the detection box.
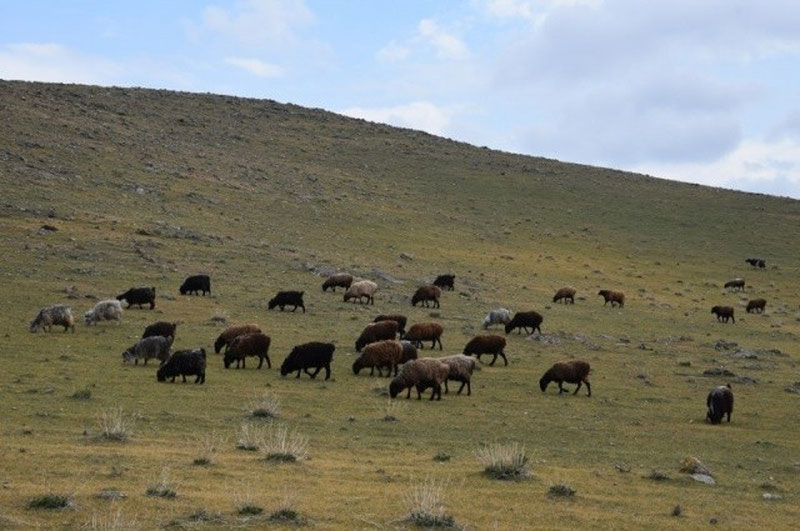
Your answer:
[399,340,418,364]
[84,299,123,325]
[117,286,156,309]
[322,273,354,292]
[438,354,477,395]
[553,287,577,304]
[180,275,211,296]
[280,342,335,380]
[142,321,177,340]
[463,335,508,366]
[213,323,262,354]
[724,278,745,292]
[411,285,442,308]
[598,290,625,307]
[432,274,455,291]
[268,290,305,313]
[352,339,404,377]
[29,305,75,333]
[343,280,378,305]
[403,322,444,350]
[389,358,450,400]
[355,320,398,352]
[122,335,173,366]
[746,298,767,313]
[224,332,272,369]
[482,308,511,330]
[504,311,543,335]
[711,305,735,323]
[373,314,407,336]
[539,360,591,397]
[157,348,206,384]
[706,384,733,424]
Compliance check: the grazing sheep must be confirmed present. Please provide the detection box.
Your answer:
[745,258,766,268]
[29,305,75,333]
[403,322,444,350]
[411,285,442,308]
[539,360,591,397]
[482,308,512,330]
[463,335,508,366]
[724,278,745,292]
[758,259,766,268]
[322,273,354,292]
[355,320,398,352]
[180,275,211,296]
[706,384,733,424]
[505,311,543,335]
[116,286,156,309]
[438,354,477,395]
[389,358,450,400]
[268,290,305,313]
[352,340,404,377]
[553,287,577,304]
[214,323,262,354]
[746,298,767,314]
[433,274,455,291]
[344,280,378,304]
[224,332,271,369]
[374,314,407,336]
[157,348,206,384]
[84,299,123,325]
[122,335,173,366]
[142,321,177,340]
[598,290,625,307]
[711,305,735,323]
[399,340,418,364]
[280,342,335,380]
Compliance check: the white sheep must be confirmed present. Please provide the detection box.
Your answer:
[85,299,123,325]
[343,280,378,305]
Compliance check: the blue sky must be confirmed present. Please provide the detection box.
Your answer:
[2,1,800,198]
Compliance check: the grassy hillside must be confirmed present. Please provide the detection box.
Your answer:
[1,79,799,529]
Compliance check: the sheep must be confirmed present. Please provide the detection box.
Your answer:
[505,311,543,335]
[142,321,177,340]
[711,305,735,323]
[213,323,262,354]
[411,285,442,308]
[117,286,156,309]
[84,299,123,325]
[598,290,625,307]
[157,348,206,384]
[539,360,591,397]
[180,275,211,296]
[280,342,335,380]
[29,305,75,333]
[724,278,745,292]
[403,322,444,350]
[553,287,577,304]
[389,358,450,400]
[433,274,455,291]
[352,340,404,377]
[374,314,407,336]
[355,320,398,352]
[224,332,272,369]
[463,335,508,366]
[438,354,477,395]
[745,258,766,268]
[482,308,511,330]
[343,280,378,305]
[706,384,733,424]
[746,298,767,314]
[399,340,418,364]
[268,290,305,313]
[122,335,173,366]
[322,273,354,292]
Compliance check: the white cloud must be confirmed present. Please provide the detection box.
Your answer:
[376,41,410,63]
[417,19,469,60]
[224,56,283,77]
[0,43,120,84]
[200,0,314,48]
[340,101,457,136]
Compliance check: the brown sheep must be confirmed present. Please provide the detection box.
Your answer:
[746,298,766,313]
[539,360,591,397]
[214,323,262,354]
[344,280,378,304]
[403,322,444,350]
[142,321,177,340]
[598,290,625,307]
[224,333,271,369]
[374,314,407,336]
[552,287,576,304]
[724,278,745,291]
[352,340,404,377]
[505,311,543,335]
[355,320,398,352]
[411,285,442,308]
[389,358,450,400]
[463,335,508,366]
[322,273,354,292]
[438,354,477,395]
[711,306,735,323]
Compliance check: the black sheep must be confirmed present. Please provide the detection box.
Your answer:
[711,305,735,323]
[157,348,206,384]
[180,275,211,296]
[432,274,455,291]
[117,286,156,309]
[280,342,335,380]
[142,321,177,340]
[268,290,305,313]
[706,384,733,424]
[504,311,543,335]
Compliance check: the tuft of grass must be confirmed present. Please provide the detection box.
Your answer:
[263,424,308,463]
[145,468,177,499]
[267,489,304,524]
[27,493,74,510]
[377,398,405,422]
[647,470,671,481]
[96,407,134,442]
[85,507,139,530]
[70,387,92,400]
[403,478,459,529]
[246,391,282,419]
[476,442,530,480]
[672,505,682,517]
[192,432,226,466]
[235,423,265,452]
[233,484,265,516]
[548,483,576,498]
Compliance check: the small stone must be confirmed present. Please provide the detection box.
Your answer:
[763,493,783,501]
[691,474,715,485]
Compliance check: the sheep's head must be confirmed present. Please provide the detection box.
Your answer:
[84,311,94,325]
[29,315,43,333]
[539,374,550,392]
[179,284,188,295]
[213,336,226,354]
[156,366,168,382]
[352,359,363,375]
[711,306,719,314]
[122,348,136,363]
[389,379,403,398]
[279,351,297,376]
[223,352,235,369]
[267,298,278,310]
[504,321,514,334]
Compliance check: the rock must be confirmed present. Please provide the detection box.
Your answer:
[734,376,758,385]
[784,382,800,394]
[691,474,715,485]
[399,252,414,261]
[703,367,736,377]
[678,360,692,367]
[714,340,738,351]
[763,493,783,501]
[40,224,58,232]
[729,349,758,359]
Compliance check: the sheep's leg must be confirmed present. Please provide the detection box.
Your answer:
[731,316,735,324]
[499,352,508,366]
[301,304,305,313]
[489,353,497,366]
[416,385,423,400]
[376,366,383,377]
[134,358,139,365]
[573,381,582,395]
[558,382,566,394]
[457,381,467,395]
[171,376,177,383]
[584,380,591,397]
[295,370,302,378]
[444,380,450,394]
[406,387,412,399]
[265,355,271,369]
[242,358,246,369]
[434,384,442,401]
[437,338,442,351]
[181,374,187,383]
[257,356,263,369]
[323,364,331,380]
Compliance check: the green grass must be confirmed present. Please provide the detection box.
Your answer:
[1,80,800,528]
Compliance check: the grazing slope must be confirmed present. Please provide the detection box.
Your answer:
[1,80,799,528]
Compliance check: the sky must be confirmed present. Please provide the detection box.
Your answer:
[2,1,800,199]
